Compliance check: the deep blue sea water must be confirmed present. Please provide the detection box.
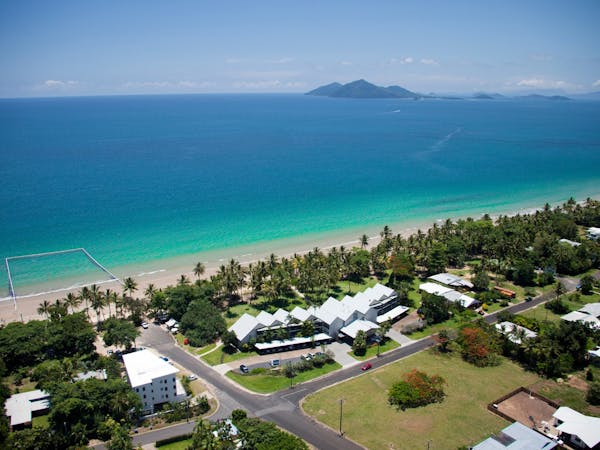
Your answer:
[1,94,599,296]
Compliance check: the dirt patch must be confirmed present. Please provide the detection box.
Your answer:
[496,390,557,429]
[567,375,589,391]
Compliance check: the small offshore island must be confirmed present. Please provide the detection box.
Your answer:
[2,197,600,450]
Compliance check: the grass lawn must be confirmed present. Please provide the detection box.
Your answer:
[407,311,478,340]
[226,361,341,394]
[224,292,308,327]
[201,347,258,366]
[175,334,218,355]
[332,276,383,297]
[7,376,37,393]
[31,414,49,428]
[156,438,193,449]
[348,338,400,361]
[532,376,600,417]
[303,350,539,450]
[520,291,600,324]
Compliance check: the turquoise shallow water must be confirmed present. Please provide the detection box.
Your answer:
[1,94,599,296]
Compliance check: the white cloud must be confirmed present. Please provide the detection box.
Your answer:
[267,57,294,64]
[121,80,215,90]
[593,79,600,88]
[517,78,568,88]
[43,79,80,88]
[339,61,353,66]
[420,58,438,65]
[232,80,282,89]
[401,57,414,64]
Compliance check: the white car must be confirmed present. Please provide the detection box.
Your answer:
[188,374,198,381]
[141,322,149,329]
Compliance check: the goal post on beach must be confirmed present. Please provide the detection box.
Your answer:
[4,247,122,308]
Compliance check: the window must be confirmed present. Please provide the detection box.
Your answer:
[143,395,146,399]
[136,388,139,392]
[142,387,145,392]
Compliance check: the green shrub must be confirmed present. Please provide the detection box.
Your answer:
[388,369,446,410]
[587,382,600,405]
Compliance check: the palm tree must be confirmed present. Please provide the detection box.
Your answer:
[63,292,82,314]
[555,281,566,300]
[123,277,138,299]
[360,234,369,249]
[79,286,91,319]
[104,288,116,318]
[178,274,191,285]
[144,283,157,300]
[193,262,206,278]
[37,300,51,319]
[89,284,103,325]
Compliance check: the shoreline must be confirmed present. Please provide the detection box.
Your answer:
[2,192,598,324]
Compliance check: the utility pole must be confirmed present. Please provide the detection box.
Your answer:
[339,398,344,436]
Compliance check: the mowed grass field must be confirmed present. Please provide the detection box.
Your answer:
[303,349,540,450]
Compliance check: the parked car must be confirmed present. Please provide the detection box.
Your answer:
[240,364,249,374]
[361,362,372,371]
[270,359,280,368]
[141,322,149,329]
[301,353,312,361]
[307,352,315,359]
[188,374,198,381]
[160,356,169,361]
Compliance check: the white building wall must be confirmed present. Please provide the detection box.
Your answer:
[133,374,179,413]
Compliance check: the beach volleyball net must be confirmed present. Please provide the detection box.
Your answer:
[4,248,121,302]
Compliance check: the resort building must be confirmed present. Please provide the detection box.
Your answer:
[122,349,187,414]
[228,283,407,352]
[419,282,479,309]
[4,390,50,431]
[428,272,474,289]
[495,321,537,344]
[587,227,600,241]
[472,421,557,450]
[561,303,600,329]
[553,406,600,449]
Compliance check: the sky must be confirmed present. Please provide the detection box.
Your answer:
[1,0,599,97]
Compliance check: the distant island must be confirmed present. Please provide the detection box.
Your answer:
[306,79,572,101]
[306,79,420,99]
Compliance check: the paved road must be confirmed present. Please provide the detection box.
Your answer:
[111,272,591,450]
[130,324,436,450]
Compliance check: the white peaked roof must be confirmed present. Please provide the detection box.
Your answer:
[473,421,556,450]
[495,321,537,344]
[553,406,600,448]
[580,302,600,318]
[315,305,341,325]
[289,306,315,322]
[256,311,279,327]
[5,390,50,427]
[273,308,291,324]
[442,290,479,308]
[340,319,379,339]
[229,313,261,341]
[377,305,409,323]
[419,282,453,296]
[123,350,179,388]
[561,311,600,329]
[428,273,474,289]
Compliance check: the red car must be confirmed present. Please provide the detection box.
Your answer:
[361,362,372,371]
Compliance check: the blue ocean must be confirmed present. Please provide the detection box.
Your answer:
[1,94,599,297]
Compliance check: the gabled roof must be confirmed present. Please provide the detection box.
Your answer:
[229,313,261,341]
[419,282,453,296]
[339,319,379,339]
[123,350,179,388]
[553,406,600,448]
[428,273,474,289]
[561,311,600,329]
[315,306,341,325]
[256,311,280,327]
[272,309,291,324]
[580,302,600,318]
[472,421,556,450]
[289,306,314,322]
[495,321,537,344]
[442,290,479,308]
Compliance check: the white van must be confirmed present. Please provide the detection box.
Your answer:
[270,359,280,368]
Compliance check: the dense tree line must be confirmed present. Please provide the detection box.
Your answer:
[0,312,95,374]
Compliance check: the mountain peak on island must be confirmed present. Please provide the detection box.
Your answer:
[306,79,420,99]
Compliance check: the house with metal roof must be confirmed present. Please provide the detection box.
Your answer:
[495,321,537,344]
[4,390,50,430]
[553,406,600,449]
[428,272,474,289]
[472,421,557,450]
